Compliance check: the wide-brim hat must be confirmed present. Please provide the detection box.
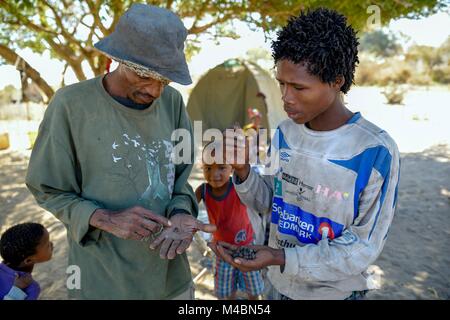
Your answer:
[94,3,192,85]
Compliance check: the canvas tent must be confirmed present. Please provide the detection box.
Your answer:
[186,59,286,133]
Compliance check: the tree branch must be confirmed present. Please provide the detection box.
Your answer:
[106,0,124,34]
[0,44,54,101]
[86,0,109,36]
[189,13,234,34]
[41,0,89,55]
[166,0,174,10]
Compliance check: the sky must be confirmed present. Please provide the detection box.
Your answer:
[0,11,449,90]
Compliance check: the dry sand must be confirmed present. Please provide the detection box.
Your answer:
[0,86,449,300]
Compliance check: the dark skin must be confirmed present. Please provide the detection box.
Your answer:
[103,64,166,105]
[6,229,54,289]
[213,59,354,272]
[197,163,233,198]
[90,64,216,259]
[195,162,259,300]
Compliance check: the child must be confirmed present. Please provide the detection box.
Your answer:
[210,8,400,300]
[195,145,264,300]
[0,222,53,300]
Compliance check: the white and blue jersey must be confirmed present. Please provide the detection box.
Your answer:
[234,112,400,299]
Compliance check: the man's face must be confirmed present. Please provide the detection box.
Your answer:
[276,59,340,124]
[121,67,167,104]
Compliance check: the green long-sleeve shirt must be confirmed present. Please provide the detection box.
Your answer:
[25,76,198,299]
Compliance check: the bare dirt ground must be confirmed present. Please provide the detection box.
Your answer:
[1,86,449,299]
[1,143,449,300]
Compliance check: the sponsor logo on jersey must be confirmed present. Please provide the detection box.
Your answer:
[285,180,315,203]
[276,238,297,248]
[274,177,283,196]
[282,172,299,185]
[280,151,291,163]
[318,222,335,240]
[330,229,358,246]
[271,197,344,244]
[315,184,350,202]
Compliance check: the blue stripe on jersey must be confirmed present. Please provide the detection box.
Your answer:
[346,112,362,124]
[268,127,291,157]
[393,159,401,208]
[278,128,291,150]
[271,197,344,244]
[328,146,392,227]
[270,127,291,152]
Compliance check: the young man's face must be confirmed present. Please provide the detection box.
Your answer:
[202,163,233,189]
[276,59,341,124]
[120,66,166,104]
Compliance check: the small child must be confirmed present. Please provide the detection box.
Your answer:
[195,145,264,300]
[0,222,53,300]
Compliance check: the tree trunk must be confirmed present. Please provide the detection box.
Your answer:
[0,44,55,102]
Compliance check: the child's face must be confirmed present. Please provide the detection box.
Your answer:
[29,229,53,264]
[276,59,343,125]
[202,163,233,189]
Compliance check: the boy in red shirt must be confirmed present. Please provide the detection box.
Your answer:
[195,145,264,300]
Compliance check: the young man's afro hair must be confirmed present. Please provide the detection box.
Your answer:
[271,7,359,94]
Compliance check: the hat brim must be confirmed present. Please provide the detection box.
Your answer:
[94,38,192,85]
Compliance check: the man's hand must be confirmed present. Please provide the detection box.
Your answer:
[149,214,216,259]
[89,206,171,241]
[14,273,33,289]
[208,241,285,273]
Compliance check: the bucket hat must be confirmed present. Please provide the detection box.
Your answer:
[94,3,192,85]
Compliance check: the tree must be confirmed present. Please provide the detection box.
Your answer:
[0,44,55,99]
[0,0,448,101]
[359,30,402,57]
[0,84,20,104]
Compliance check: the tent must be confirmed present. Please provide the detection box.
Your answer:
[186,59,286,133]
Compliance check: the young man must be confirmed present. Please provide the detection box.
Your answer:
[210,8,400,300]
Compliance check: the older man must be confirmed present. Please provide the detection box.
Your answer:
[26,4,214,299]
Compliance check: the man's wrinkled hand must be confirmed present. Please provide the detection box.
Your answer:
[89,206,171,241]
[149,214,216,259]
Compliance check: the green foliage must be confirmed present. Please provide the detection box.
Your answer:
[356,35,450,86]
[0,0,448,87]
[359,30,402,57]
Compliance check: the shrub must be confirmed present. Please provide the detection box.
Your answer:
[382,85,407,105]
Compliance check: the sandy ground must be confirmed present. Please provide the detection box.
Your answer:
[0,86,449,300]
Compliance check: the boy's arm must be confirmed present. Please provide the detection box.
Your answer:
[233,166,274,216]
[195,185,202,203]
[3,274,32,300]
[3,286,28,300]
[282,144,401,282]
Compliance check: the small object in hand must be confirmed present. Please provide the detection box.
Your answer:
[231,246,257,260]
[141,223,164,242]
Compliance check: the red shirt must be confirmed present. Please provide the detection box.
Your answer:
[201,179,254,246]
